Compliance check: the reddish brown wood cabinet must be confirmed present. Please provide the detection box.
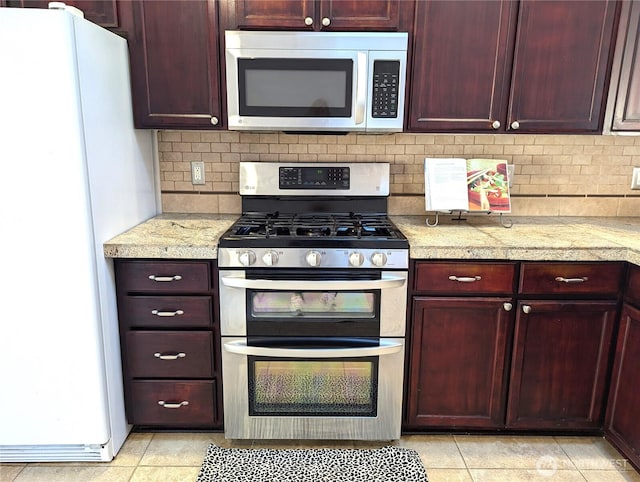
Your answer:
[406,261,516,429]
[408,0,620,133]
[5,0,118,27]
[223,0,412,31]
[115,260,222,429]
[119,0,222,129]
[605,265,640,471]
[607,1,640,131]
[506,262,624,430]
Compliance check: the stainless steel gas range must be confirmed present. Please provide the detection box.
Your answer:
[217,162,408,440]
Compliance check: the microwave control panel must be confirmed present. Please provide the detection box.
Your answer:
[371,61,400,119]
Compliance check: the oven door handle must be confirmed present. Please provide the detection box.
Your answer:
[219,274,406,291]
[223,339,403,358]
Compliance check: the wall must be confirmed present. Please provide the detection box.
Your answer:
[158,131,640,217]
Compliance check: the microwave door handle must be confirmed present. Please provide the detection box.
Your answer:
[223,339,403,358]
[219,274,406,291]
[355,52,367,125]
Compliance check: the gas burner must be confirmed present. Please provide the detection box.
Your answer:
[296,227,332,236]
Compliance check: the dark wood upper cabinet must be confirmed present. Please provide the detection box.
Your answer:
[5,0,118,27]
[408,0,620,133]
[508,0,619,133]
[120,0,222,129]
[223,0,411,31]
[407,0,517,132]
[607,0,640,131]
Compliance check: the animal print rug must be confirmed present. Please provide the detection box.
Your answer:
[196,444,428,482]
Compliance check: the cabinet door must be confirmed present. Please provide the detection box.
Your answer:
[408,0,517,132]
[508,0,619,133]
[605,303,640,469]
[121,0,221,128]
[6,0,118,27]
[507,301,617,430]
[318,0,409,31]
[229,0,315,30]
[406,297,514,428]
[611,1,640,131]
[226,0,410,31]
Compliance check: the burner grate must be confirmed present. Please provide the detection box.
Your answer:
[228,212,400,240]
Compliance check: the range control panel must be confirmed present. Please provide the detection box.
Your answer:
[371,60,400,118]
[279,166,350,190]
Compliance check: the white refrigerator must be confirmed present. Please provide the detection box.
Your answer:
[0,7,158,461]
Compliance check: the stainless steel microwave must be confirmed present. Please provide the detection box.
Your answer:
[224,31,408,133]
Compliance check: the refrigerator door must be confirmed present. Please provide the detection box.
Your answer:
[0,8,157,461]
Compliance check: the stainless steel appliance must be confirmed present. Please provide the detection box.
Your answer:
[218,162,408,440]
[225,31,408,133]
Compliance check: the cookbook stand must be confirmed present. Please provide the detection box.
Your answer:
[426,210,513,228]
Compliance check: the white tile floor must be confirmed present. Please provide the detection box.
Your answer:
[1,432,639,481]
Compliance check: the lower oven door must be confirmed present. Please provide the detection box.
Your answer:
[221,337,405,440]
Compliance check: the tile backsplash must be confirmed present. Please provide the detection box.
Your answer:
[158,131,640,217]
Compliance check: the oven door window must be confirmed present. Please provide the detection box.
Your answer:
[248,355,378,417]
[237,58,353,117]
[251,291,375,319]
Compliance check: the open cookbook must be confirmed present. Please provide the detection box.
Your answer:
[424,158,512,213]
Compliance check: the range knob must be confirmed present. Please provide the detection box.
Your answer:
[348,251,365,267]
[238,250,256,267]
[262,250,279,266]
[370,252,388,267]
[305,250,322,267]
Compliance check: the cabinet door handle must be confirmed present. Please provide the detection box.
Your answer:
[492,120,501,129]
[210,116,218,126]
[321,17,331,26]
[448,275,481,282]
[151,309,185,317]
[503,302,513,311]
[304,16,313,26]
[157,400,189,409]
[522,305,532,314]
[510,120,520,129]
[154,352,186,360]
[148,275,182,282]
[555,276,588,283]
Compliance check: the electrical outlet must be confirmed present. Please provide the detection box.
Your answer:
[632,167,640,190]
[191,161,205,185]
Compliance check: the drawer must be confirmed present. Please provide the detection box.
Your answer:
[119,296,212,328]
[128,380,216,426]
[626,264,640,305]
[414,261,516,295]
[116,261,210,293]
[519,262,625,296]
[126,331,214,378]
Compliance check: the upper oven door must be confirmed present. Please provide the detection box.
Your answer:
[225,48,366,131]
[219,270,408,337]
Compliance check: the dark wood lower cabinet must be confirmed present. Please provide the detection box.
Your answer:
[406,297,514,429]
[605,302,640,470]
[506,301,617,430]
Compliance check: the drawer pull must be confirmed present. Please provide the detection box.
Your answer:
[154,352,186,360]
[148,275,183,282]
[151,309,185,317]
[448,275,481,283]
[157,400,189,409]
[554,276,588,284]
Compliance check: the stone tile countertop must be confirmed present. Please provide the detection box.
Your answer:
[104,213,640,266]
